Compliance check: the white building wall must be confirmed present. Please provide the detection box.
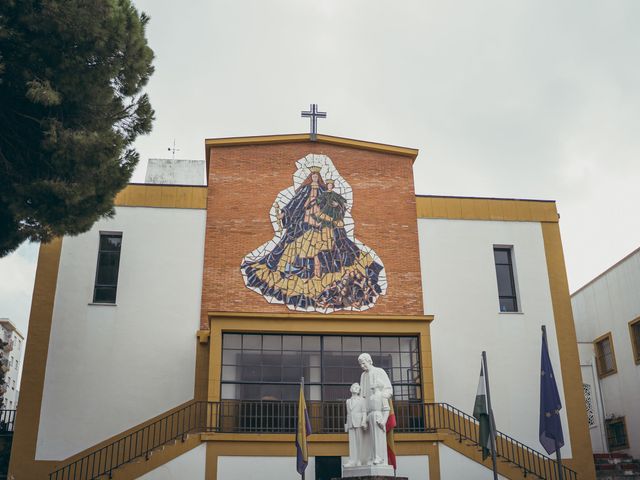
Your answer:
[439,444,507,479]
[0,322,25,409]
[139,443,206,480]
[36,206,206,460]
[419,218,572,458]
[217,455,429,480]
[572,248,640,458]
[578,346,607,454]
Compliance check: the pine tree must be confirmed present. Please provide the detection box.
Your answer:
[0,0,155,256]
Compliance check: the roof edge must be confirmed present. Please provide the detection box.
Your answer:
[205,133,419,160]
[571,245,640,296]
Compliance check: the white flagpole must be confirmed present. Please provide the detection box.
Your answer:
[482,351,499,480]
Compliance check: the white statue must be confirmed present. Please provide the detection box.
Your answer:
[358,352,393,466]
[344,383,368,467]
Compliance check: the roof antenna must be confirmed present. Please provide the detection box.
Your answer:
[168,139,180,160]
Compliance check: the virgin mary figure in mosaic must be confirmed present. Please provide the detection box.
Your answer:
[240,154,387,313]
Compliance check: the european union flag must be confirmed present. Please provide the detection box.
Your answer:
[539,325,564,455]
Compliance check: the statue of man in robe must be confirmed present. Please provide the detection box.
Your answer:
[358,353,393,465]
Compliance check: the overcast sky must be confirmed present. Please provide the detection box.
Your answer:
[2,0,639,335]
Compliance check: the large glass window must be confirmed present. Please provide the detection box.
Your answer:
[493,247,518,312]
[220,334,421,402]
[93,233,122,304]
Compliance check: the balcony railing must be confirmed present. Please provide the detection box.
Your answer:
[0,409,16,433]
[49,401,577,480]
[216,400,429,434]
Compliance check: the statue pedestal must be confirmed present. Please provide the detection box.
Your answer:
[340,465,398,478]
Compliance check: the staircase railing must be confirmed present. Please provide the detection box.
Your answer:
[48,401,218,480]
[428,403,577,480]
[48,401,577,480]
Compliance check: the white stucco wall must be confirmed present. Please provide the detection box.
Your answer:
[36,206,206,460]
[419,218,572,458]
[139,443,206,480]
[217,456,317,480]
[572,248,640,457]
[439,444,507,479]
[216,455,429,480]
[579,352,607,454]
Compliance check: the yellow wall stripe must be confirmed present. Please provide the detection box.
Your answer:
[416,196,559,223]
[114,184,207,209]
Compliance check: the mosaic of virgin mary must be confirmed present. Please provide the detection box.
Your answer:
[240,154,387,313]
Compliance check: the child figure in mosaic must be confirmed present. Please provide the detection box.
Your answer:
[240,154,386,312]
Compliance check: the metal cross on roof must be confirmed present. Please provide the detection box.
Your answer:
[301,104,327,141]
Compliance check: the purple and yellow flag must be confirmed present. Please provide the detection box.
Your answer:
[296,382,312,475]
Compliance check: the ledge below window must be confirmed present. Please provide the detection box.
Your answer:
[88,302,118,306]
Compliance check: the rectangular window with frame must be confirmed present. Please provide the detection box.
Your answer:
[606,417,629,451]
[594,332,617,378]
[493,247,519,312]
[93,232,123,304]
[629,317,640,365]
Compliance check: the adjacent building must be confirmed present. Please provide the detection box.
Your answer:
[0,319,24,410]
[10,134,596,479]
[572,247,640,459]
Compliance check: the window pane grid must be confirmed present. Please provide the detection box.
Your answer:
[631,321,640,362]
[606,418,628,450]
[93,233,122,304]
[221,333,421,402]
[595,334,617,377]
[494,247,518,312]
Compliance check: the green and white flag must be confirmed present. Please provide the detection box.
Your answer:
[473,362,492,460]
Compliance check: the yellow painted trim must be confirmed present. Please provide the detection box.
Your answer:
[202,439,440,478]
[207,311,434,323]
[114,184,207,209]
[205,133,419,160]
[8,240,62,479]
[197,329,211,344]
[205,313,436,405]
[593,331,618,378]
[541,222,597,480]
[416,196,559,223]
[629,316,640,365]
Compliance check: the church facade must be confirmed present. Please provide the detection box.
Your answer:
[10,134,596,479]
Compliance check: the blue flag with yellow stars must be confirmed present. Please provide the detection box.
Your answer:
[539,326,564,455]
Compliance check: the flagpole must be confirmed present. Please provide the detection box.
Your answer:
[481,351,499,480]
[542,326,564,480]
[301,376,305,480]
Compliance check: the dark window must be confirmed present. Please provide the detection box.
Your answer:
[595,333,617,378]
[606,417,629,451]
[629,317,640,365]
[220,333,421,402]
[494,247,518,312]
[93,233,122,303]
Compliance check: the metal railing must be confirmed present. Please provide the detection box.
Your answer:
[428,403,577,480]
[0,409,16,433]
[48,402,217,480]
[49,401,577,480]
